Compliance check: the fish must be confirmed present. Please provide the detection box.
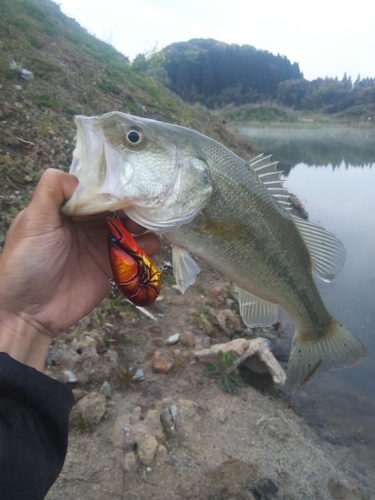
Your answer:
[62,111,367,385]
[106,214,161,306]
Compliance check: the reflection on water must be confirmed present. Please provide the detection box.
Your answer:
[237,126,375,174]
[238,126,375,469]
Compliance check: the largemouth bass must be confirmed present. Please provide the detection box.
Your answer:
[62,112,367,384]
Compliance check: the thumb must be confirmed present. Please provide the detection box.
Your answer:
[28,169,79,218]
[8,169,79,239]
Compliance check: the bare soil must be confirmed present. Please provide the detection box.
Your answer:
[44,255,374,500]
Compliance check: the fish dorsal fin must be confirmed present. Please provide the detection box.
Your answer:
[172,245,201,293]
[247,155,292,211]
[291,214,346,281]
[237,287,278,327]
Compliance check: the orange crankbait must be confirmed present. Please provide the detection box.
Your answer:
[106,215,162,306]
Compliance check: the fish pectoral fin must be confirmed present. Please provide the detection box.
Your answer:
[291,214,346,281]
[172,245,201,294]
[237,287,278,327]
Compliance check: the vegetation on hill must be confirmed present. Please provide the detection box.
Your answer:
[134,38,302,107]
[277,75,375,122]
[134,39,374,124]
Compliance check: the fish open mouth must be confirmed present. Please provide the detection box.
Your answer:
[62,116,127,215]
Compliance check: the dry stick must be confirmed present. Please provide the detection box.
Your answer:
[60,474,123,497]
[13,135,36,146]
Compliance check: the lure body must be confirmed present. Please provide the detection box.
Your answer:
[106,215,161,306]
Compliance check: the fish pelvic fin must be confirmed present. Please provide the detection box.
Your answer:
[172,245,200,293]
[288,319,367,386]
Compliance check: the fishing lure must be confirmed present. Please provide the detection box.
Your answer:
[106,214,162,306]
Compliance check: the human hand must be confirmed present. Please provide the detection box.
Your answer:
[0,169,161,370]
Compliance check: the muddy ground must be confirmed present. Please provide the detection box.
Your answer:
[44,252,374,500]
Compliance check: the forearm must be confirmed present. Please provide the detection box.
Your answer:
[0,352,75,499]
[0,310,52,371]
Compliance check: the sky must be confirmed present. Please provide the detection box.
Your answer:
[55,0,374,81]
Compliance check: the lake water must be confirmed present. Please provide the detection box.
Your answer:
[237,126,375,464]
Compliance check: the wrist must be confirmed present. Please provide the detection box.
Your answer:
[0,310,53,371]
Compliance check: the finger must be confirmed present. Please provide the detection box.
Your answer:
[28,169,79,221]
[122,217,148,235]
[134,232,162,256]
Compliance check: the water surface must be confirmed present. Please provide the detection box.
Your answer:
[238,126,375,464]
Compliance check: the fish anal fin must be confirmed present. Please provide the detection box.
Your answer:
[288,319,367,386]
[172,245,200,294]
[237,287,278,327]
[291,214,346,281]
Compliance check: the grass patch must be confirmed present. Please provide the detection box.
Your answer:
[203,350,244,394]
[115,365,139,390]
[34,94,59,108]
[191,308,212,334]
[96,79,121,95]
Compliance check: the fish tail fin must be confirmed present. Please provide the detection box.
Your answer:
[288,319,367,386]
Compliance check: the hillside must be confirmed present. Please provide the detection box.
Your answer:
[0,2,374,500]
[0,0,255,242]
[136,39,374,122]
[159,38,302,106]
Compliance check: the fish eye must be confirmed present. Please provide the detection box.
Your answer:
[126,129,144,146]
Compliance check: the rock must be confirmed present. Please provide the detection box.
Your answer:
[71,389,87,402]
[112,416,135,451]
[86,329,106,353]
[195,337,286,386]
[20,68,33,80]
[72,334,98,356]
[62,370,77,383]
[195,338,249,362]
[172,398,201,441]
[137,435,159,466]
[213,308,241,335]
[194,332,211,350]
[160,406,177,437]
[133,368,145,381]
[155,444,168,465]
[124,451,138,473]
[129,406,142,425]
[104,349,119,368]
[142,409,165,440]
[328,480,368,500]
[76,392,106,425]
[180,331,196,347]
[50,348,67,365]
[100,381,112,398]
[164,333,180,345]
[152,350,174,373]
[112,406,165,451]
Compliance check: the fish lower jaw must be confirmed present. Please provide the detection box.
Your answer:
[61,193,128,216]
